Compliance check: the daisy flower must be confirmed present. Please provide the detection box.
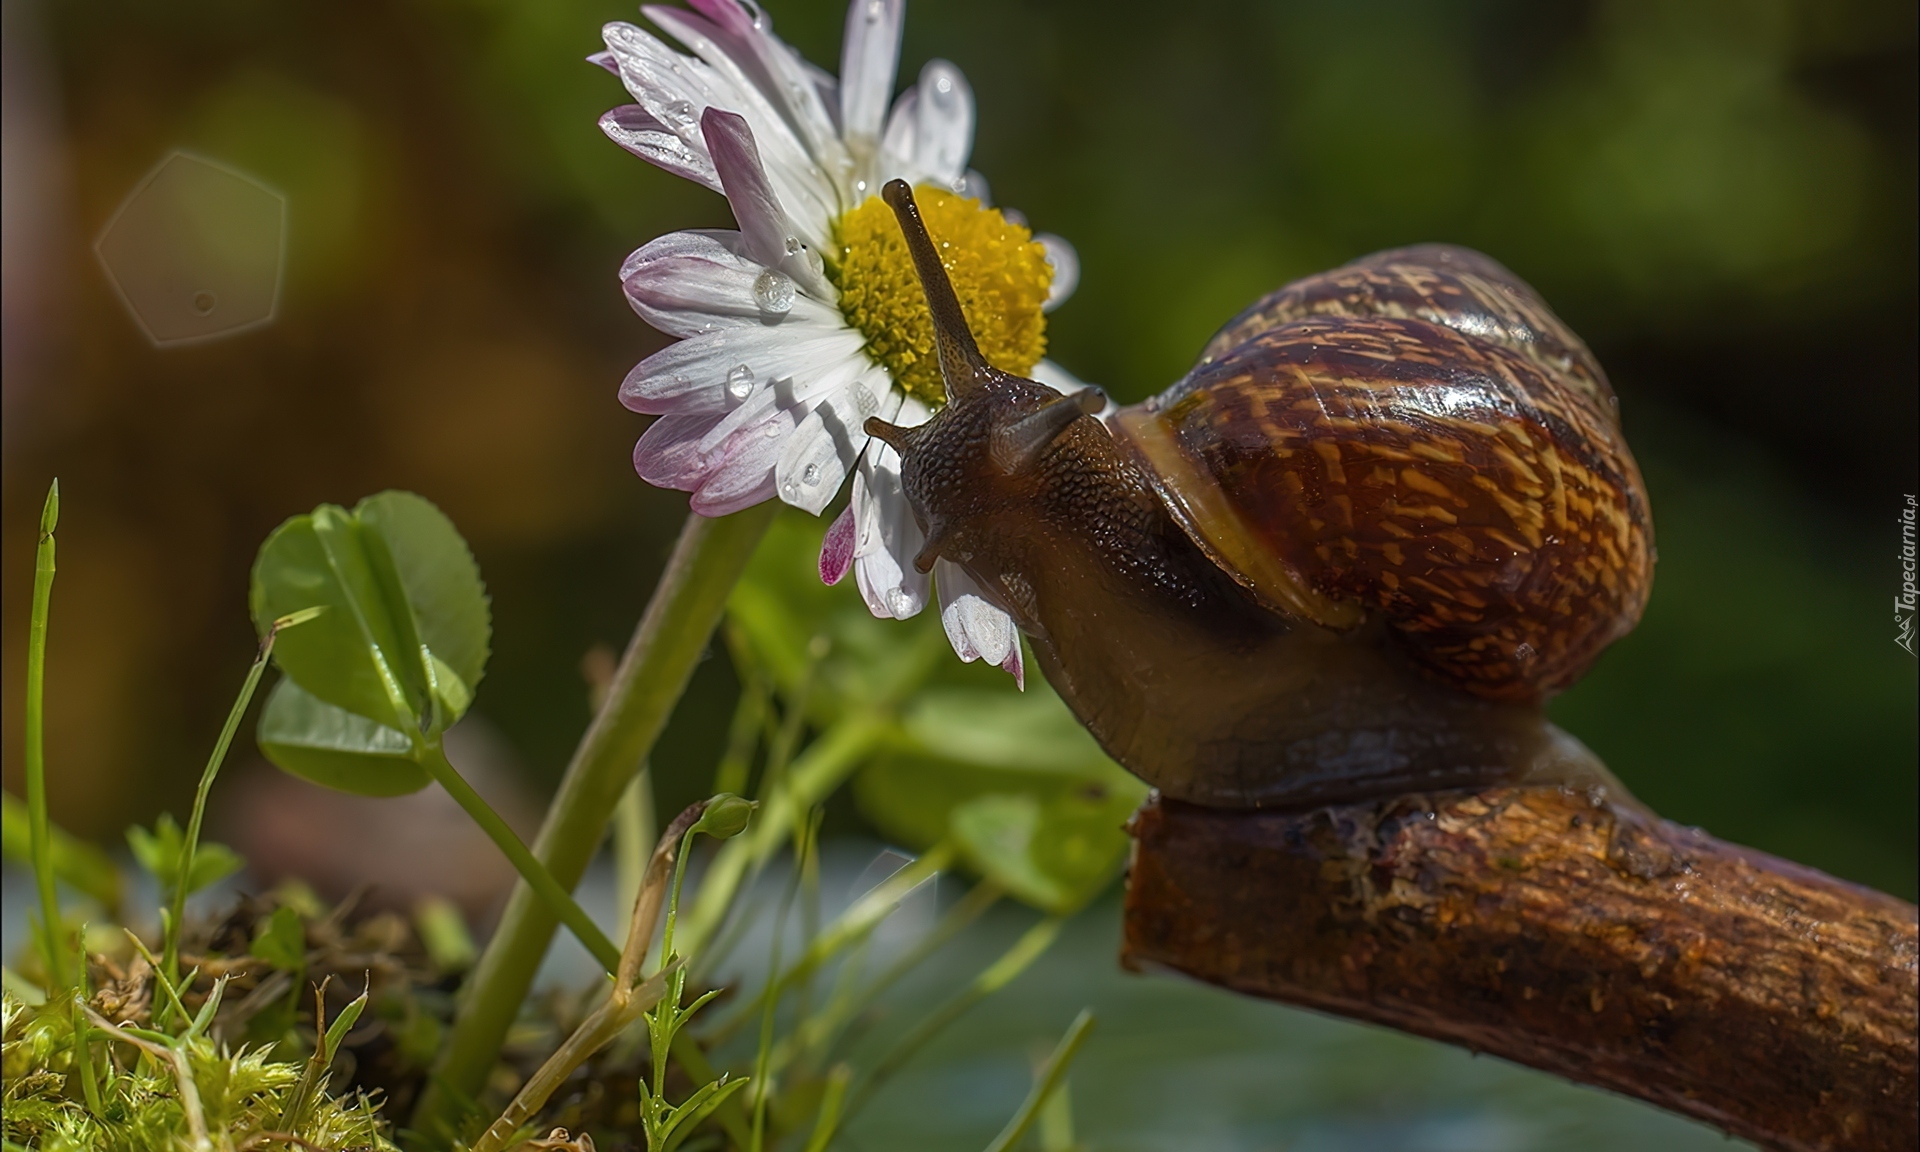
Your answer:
[595,0,1089,685]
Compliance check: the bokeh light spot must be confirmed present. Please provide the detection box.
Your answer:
[93,151,286,345]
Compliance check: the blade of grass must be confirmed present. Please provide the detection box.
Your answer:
[982,1009,1096,1152]
[801,1063,852,1152]
[752,809,820,1152]
[614,766,656,938]
[846,916,1065,1119]
[24,480,65,990]
[159,605,323,1025]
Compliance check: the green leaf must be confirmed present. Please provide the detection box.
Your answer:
[126,815,242,897]
[855,682,1145,851]
[249,490,489,736]
[257,677,429,796]
[1,791,121,911]
[250,905,307,971]
[949,788,1138,916]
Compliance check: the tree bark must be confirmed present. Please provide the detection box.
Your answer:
[1121,787,1918,1152]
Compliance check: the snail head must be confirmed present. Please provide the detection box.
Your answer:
[864,180,1106,574]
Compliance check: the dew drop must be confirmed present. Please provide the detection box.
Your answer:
[661,99,695,128]
[784,235,804,256]
[864,0,884,24]
[752,268,796,315]
[191,290,216,316]
[803,462,822,486]
[781,480,799,499]
[764,423,782,438]
[726,364,755,399]
[886,588,914,616]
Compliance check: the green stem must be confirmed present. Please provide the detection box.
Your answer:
[24,481,65,991]
[416,742,620,975]
[412,503,774,1140]
[846,916,1065,1121]
[678,711,892,966]
[982,1009,1096,1152]
[614,766,656,938]
[161,621,292,1009]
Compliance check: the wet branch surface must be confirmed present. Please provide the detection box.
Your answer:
[1122,787,1918,1152]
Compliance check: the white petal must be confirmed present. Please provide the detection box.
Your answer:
[620,324,866,414]
[907,60,973,186]
[605,19,837,248]
[952,168,991,205]
[775,367,885,514]
[840,0,903,146]
[1037,233,1079,312]
[851,392,931,618]
[646,3,848,205]
[621,230,839,338]
[935,560,1019,670]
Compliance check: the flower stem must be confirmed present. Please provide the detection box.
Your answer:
[415,741,621,975]
[24,480,66,991]
[411,502,774,1139]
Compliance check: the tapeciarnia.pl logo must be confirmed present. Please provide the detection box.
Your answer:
[1898,495,1916,657]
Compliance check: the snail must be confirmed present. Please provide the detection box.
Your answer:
[864,181,1654,809]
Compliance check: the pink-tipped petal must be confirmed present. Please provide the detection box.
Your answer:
[690,405,797,514]
[702,109,786,267]
[601,105,722,192]
[634,412,726,490]
[701,109,832,297]
[1001,642,1025,690]
[621,231,839,338]
[683,0,843,163]
[820,504,856,585]
[587,49,621,74]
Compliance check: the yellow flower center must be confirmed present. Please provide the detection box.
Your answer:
[832,186,1052,407]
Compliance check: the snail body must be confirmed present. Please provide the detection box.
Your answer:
[867,182,1654,809]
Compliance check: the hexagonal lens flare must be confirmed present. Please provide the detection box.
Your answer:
[94,151,286,346]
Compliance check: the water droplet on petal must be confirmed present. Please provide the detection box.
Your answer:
[784,235,803,256]
[886,588,914,616]
[727,364,755,399]
[661,100,695,129]
[865,0,884,24]
[752,269,795,315]
[781,480,799,499]
[803,463,821,485]
[764,422,782,438]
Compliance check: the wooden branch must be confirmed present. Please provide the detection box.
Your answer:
[1121,787,1918,1152]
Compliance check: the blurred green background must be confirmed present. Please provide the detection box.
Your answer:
[1,0,1913,922]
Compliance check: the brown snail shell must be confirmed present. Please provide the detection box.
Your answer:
[1111,244,1654,704]
[865,182,1653,809]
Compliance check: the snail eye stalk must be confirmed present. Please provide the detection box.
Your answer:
[992,388,1106,475]
[882,179,989,402]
